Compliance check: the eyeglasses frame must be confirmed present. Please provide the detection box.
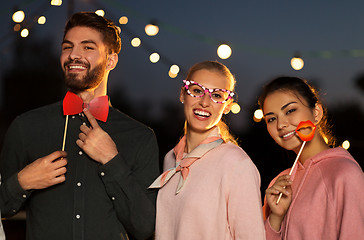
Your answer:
[183,79,235,104]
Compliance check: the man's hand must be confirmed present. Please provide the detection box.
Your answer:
[76,108,118,164]
[18,151,68,191]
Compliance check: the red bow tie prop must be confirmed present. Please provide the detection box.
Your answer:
[63,91,109,122]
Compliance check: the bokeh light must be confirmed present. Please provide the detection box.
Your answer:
[168,71,178,78]
[131,38,141,47]
[13,24,21,32]
[145,23,159,36]
[95,10,105,17]
[12,11,25,23]
[119,16,128,25]
[217,44,232,59]
[37,16,46,25]
[342,140,350,150]
[20,28,29,38]
[170,65,180,75]
[50,0,62,6]
[231,103,241,114]
[291,57,304,70]
[253,109,264,122]
[149,53,160,63]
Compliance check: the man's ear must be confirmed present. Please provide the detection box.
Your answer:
[314,103,324,124]
[106,53,118,71]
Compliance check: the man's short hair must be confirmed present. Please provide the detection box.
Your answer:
[64,12,121,54]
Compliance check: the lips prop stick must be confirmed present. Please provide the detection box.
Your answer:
[276,120,316,204]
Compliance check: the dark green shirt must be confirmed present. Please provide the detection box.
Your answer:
[0,101,159,240]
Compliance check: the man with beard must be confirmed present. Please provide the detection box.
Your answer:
[0,12,159,240]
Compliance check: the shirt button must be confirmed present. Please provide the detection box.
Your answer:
[77,182,82,187]
[82,122,86,125]
[100,172,105,176]
[79,151,83,155]
[76,214,81,219]
[22,194,27,199]
[111,197,115,201]
[72,116,76,119]
[12,209,16,213]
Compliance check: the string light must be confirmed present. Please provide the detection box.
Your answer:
[231,103,241,114]
[50,0,62,6]
[149,53,160,63]
[145,21,159,36]
[12,10,25,23]
[342,140,350,150]
[119,16,128,25]
[169,65,180,75]
[217,44,232,59]
[37,16,46,25]
[253,109,264,122]
[95,10,105,17]
[168,71,177,78]
[20,28,29,38]
[9,1,364,83]
[291,53,304,70]
[131,37,141,47]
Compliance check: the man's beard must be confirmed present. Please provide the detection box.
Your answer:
[63,60,107,92]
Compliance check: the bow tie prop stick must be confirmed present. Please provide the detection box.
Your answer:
[276,120,316,204]
[62,115,69,151]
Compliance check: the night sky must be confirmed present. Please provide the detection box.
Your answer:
[1,0,364,140]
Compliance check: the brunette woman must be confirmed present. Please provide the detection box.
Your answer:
[259,76,364,240]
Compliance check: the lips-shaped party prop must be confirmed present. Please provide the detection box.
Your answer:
[276,120,316,205]
[295,120,316,141]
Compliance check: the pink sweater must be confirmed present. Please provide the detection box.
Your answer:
[263,147,364,240]
[155,142,266,240]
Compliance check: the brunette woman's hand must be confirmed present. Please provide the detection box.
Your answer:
[266,174,293,231]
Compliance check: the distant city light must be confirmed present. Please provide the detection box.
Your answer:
[37,16,46,25]
[342,140,350,150]
[217,44,232,59]
[119,16,128,25]
[95,10,105,17]
[50,0,62,6]
[149,53,160,63]
[20,28,29,38]
[131,38,141,47]
[145,23,159,36]
[12,10,25,23]
[231,103,241,114]
[291,57,304,70]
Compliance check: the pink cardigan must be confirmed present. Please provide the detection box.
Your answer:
[263,147,364,240]
[155,142,266,240]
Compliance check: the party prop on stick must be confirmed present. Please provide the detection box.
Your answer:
[276,120,316,204]
[61,115,69,151]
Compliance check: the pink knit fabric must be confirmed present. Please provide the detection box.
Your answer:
[263,147,364,240]
[155,142,266,240]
